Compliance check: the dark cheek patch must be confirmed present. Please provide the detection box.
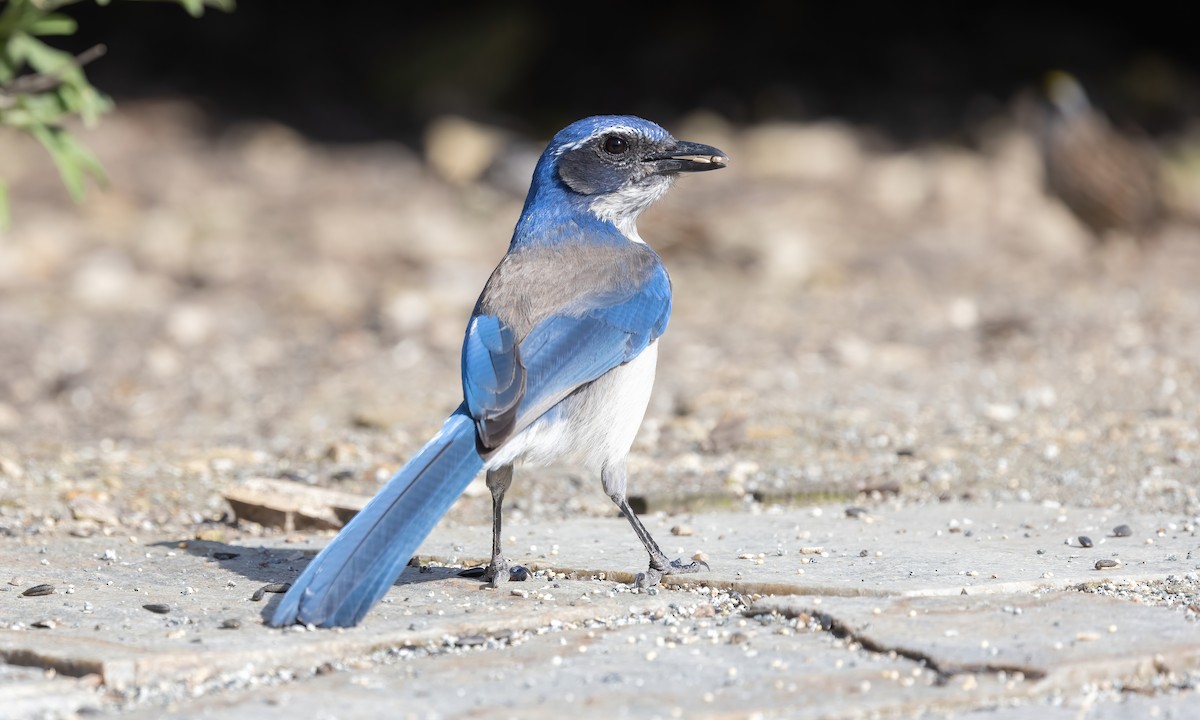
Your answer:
[558,148,625,196]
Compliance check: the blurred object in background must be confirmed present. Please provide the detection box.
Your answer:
[1033,71,1166,243]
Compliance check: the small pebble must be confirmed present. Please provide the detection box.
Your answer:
[219,618,242,629]
[670,524,694,537]
[32,619,56,629]
[845,506,869,519]
[143,603,171,614]
[212,552,240,561]
[1112,524,1132,538]
[456,634,487,647]
[22,584,55,597]
[1078,536,1093,548]
[251,583,292,602]
[1094,559,1121,570]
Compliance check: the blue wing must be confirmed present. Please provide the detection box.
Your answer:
[514,269,671,427]
[462,262,671,442]
[462,315,525,448]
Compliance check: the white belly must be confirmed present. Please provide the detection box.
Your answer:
[484,341,659,471]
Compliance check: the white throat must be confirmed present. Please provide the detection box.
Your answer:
[587,175,673,245]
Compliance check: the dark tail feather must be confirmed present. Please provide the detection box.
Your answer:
[269,411,483,628]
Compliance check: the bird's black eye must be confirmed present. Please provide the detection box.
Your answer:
[602,135,628,155]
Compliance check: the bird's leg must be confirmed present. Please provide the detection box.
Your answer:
[602,460,708,589]
[484,465,528,586]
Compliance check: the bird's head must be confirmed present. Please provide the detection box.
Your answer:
[525,115,727,239]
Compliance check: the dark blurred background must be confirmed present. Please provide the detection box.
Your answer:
[64,1,1200,144]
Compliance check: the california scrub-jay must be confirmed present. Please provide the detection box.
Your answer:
[270,115,727,628]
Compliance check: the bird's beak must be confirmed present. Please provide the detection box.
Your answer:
[645,140,728,175]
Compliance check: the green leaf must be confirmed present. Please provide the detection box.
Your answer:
[58,128,106,187]
[178,0,204,17]
[29,123,103,201]
[28,14,78,37]
[74,84,112,126]
[8,31,75,76]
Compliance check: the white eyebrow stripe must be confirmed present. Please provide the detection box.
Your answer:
[553,126,641,155]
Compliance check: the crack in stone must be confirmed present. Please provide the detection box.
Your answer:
[748,603,1048,683]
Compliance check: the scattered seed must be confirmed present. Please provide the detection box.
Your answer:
[212,552,240,561]
[1078,536,1094,548]
[219,618,242,629]
[143,603,171,614]
[1112,524,1132,538]
[22,584,54,597]
[1094,559,1121,570]
[251,583,292,602]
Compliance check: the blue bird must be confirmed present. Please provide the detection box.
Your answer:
[270,115,727,628]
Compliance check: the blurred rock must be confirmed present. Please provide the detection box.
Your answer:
[223,477,369,532]
[227,121,312,193]
[862,153,931,220]
[71,251,137,308]
[166,304,215,346]
[71,250,171,312]
[425,115,508,186]
[0,405,18,434]
[68,496,119,526]
[741,122,863,184]
[706,412,748,454]
[0,457,23,479]
[382,290,432,335]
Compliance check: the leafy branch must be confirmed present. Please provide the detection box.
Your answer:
[0,0,234,229]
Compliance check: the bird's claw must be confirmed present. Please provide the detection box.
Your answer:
[633,558,709,588]
[482,557,529,587]
[458,560,528,585]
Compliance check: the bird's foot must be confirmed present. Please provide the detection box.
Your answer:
[633,557,710,589]
[489,558,530,587]
[458,560,529,585]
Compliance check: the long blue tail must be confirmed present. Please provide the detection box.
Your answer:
[269,410,483,628]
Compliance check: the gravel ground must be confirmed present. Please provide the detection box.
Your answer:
[1,102,1198,556]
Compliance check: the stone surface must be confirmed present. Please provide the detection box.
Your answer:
[418,500,1200,597]
[752,592,1200,690]
[0,664,101,718]
[123,616,1020,720]
[0,533,687,692]
[4,503,1198,717]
